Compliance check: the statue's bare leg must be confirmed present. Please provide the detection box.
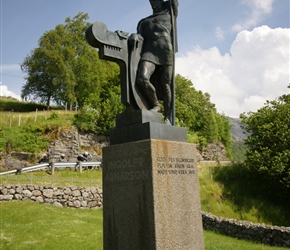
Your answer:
[160,65,173,125]
[137,61,161,112]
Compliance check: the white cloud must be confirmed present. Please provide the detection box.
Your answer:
[0,84,21,100]
[232,0,274,32]
[176,26,290,117]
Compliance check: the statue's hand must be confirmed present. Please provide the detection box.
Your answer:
[128,33,142,48]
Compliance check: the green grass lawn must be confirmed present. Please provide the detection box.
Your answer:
[0,201,103,250]
[0,201,286,250]
[0,169,103,188]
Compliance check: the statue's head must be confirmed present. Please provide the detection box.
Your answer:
[149,0,163,12]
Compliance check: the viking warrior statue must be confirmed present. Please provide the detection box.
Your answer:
[129,0,178,125]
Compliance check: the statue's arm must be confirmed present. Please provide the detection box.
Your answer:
[128,19,144,48]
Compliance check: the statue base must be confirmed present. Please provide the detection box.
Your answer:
[111,110,187,145]
[116,109,163,127]
[102,139,204,250]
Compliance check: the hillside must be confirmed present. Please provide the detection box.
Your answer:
[229,117,249,142]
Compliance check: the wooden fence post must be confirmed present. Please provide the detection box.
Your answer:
[50,162,55,176]
[34,108,38,122]
[79,161,82,173]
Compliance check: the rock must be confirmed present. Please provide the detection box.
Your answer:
[198,142,229,161]
[0,194,13,200]
[14,194,23,200]
[71,190,81,197]
[73,200,81,208]
[82,192,89,198]
[53,202,63,208]
[1,188,8,195]
[22,190,32,197]
[43,189,53,198]
[9,189,16,195]
[35,196,44,203]
[32,190,42,196]
[81,201,88,207]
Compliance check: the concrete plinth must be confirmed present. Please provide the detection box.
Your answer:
[103,139,204,250]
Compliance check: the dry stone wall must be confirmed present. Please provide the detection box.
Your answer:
[0,184,102,209]
[1,184,289,247]
[202,212,290,247]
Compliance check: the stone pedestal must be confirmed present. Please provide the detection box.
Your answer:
[103,139,204,250]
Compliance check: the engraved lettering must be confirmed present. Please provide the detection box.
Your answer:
[105,170,148,181]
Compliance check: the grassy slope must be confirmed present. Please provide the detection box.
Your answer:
[199,165,290,226]
[0,110,75,155]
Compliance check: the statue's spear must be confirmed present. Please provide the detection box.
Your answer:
[169,0,178,125]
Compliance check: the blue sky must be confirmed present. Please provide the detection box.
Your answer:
[0,0,289,117]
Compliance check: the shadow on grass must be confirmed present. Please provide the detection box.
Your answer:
[212,164,290,226]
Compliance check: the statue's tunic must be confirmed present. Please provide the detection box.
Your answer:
[137,8,173,66]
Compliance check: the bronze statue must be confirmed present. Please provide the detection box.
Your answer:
[86,0,178,125]
[129,0,178,125]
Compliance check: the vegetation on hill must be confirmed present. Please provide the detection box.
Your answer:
[0,109,74,154]
[175,75,232,157]
[229,117,248,161]
[199,165,290,226]
[0,97,59,112]
[241,93,290,200]
[231,141,247,161]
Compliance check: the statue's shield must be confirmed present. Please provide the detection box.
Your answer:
[128,39,150,110]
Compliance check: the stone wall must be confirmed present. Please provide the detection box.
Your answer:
[202,212,290,247]
[0,184,102,209]
[1,184,289,247]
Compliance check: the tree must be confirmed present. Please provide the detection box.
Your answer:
[240,94,290,198]
[21,13,118,108]
[175,75,232,157]
[21,19,78,106]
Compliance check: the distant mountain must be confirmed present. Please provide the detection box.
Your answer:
[229,117,249,142]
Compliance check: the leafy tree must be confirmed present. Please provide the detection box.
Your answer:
[240,94,290,198]
[74,75,124,136]
[175,75,232,157]
[21,13,117,108]
[21,19,77,106]
[21,12,122,134]
[231,141,247,161]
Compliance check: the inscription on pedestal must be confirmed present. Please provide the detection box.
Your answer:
[156,157,196,175]
[104,157,149,182]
